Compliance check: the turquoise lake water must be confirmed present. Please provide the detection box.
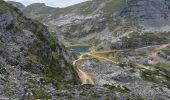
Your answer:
[69,46,91,52]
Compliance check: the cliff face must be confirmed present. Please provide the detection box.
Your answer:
[120,0,170,32]
[0,0,79,99]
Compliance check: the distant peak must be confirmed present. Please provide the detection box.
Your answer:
[29,3,46,7]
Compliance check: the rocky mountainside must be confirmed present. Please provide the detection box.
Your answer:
[1,1,147,99]
[6,1,25,9]
[0,0,79,99]
[2,0,170,99]
[22,0,128,45]
[120,0,170,32]
[22,0,170,50]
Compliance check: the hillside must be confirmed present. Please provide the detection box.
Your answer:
[120,0,170,32]
[2,0,170,99]
[0,0,79,99]
[22,0,170,50]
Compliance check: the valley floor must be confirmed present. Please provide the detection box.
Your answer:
[73,43,170,99]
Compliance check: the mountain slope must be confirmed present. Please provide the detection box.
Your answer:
[0,0,79,99]
[6,1,25,9]
[22,0,128,45]
[1,0,170,99]
[22,0,170,50]
[23,0,127,16]
[120,0,170,32]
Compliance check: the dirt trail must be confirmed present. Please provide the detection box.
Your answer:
[91,44,170,69]
[73,43,170,84]
[136,63,150,69]
[73,54,95,85]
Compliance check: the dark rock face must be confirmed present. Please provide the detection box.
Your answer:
[120,0,170,31]
[0,1,79,99]
[6,1,25,10]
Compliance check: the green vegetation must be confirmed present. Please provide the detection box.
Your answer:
[103,84,131,93]
[6,20,17,31]
[80,91,87,96]
[49,34,57,50]
[0,2,80,88]
[22,54,38,68]
[70,25,84,33]
[121,32,170,48]
[141,63,170,88]
[89,25,104,33]
[88,37,101,46]
[64,33,74,38]
[127,94,145,100]
[0,0,14,12]
[52,52,60,61]
[4,84,15,98]
[103,0,127,14]
[0,0,20,15]
[32,87,52,99]
[23,0,128,17]
[161,46,170,56]
[141,70,158,83]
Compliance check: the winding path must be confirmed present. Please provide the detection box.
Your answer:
[91,43,170,69]
[73,54,95,85]
[73,43,170,84]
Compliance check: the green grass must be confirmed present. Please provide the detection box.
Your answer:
[121,32,170,48]
[140,70,158,83]
[103,0,127,14]
[32,88,52,99]
[80,91,87,96]
[161,46,170,56]
[6,20,17,31]
[141,63,170,88]
[23,0,128,17]
[103,84,131,93]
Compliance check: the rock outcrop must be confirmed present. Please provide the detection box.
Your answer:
[120,0,170,32]
[0,0,79,99]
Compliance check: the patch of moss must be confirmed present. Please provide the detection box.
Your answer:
[4,82,15,98]
[32,88,52,99]
[155,63,170,88]
[161,46,170,56]
[140,70,158,83]
[46,52,63,83]
[103,0,127,14]
[121,32,170,48]
[6,20,17,31]
[127,94,145,100]
[80,91,87,96]
[103,84,131,93]
[52,52,60,61]
[141,63,170,88]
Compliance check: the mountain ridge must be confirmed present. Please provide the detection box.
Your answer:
[6,1,25,9]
